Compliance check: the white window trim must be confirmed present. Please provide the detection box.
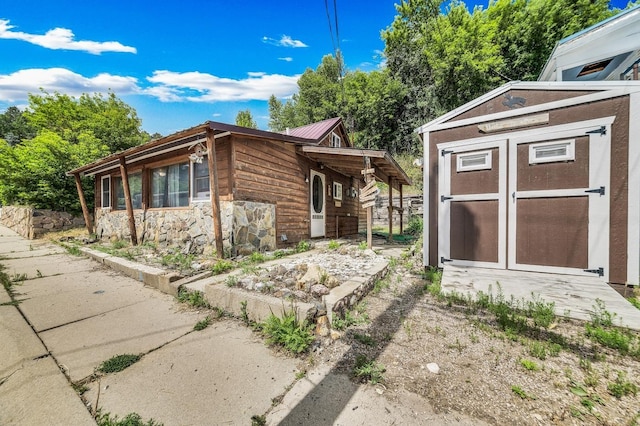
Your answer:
[528,139,575,164]
[333,182,343,201]
[190,156,211,203]
[331,132,341,148]
[101,175,111,208]
[456,150,492,172]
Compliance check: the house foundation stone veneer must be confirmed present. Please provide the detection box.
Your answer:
[95,201,276,255]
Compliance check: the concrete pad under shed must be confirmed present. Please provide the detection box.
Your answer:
[85,321,298,425]
[0,356,95,426]
[40,296,204,382]
[442,265,640,330]
[18,270,154,332]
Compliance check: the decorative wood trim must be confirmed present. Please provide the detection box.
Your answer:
[478,113,549,133]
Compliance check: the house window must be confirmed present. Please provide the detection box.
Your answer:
[101,176,111,208]
[151,162,189,208]
[114,173,142,210]
[333,182,343,201]
[457,150,492,172]
[191,157,210,201]
[529,140,575,164]
[331,132,341,148]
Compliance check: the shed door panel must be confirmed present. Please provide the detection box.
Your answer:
[438,140,507,269]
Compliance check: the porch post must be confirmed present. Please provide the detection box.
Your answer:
[365,157,373,249]
[206,128,224,258]
[388,176,393,242]
[119,157,138,245]
[73,173,93,235]
[399,184,404,234]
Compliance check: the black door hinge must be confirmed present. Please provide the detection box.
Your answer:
[584,267,604,277]
[441,149,453,157]
[585,186,605,196]
[441,195,453,202]
[586,126,606,136]
[441,257,452,263]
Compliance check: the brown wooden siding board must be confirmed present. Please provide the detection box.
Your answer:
[450,148,500,195]
[450,200,499,262]
[516,197,588,269]
[517,136,589,191]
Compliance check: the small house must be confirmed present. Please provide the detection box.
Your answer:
[68,118,411,256]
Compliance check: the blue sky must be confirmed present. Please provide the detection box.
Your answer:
[0,0,632,136]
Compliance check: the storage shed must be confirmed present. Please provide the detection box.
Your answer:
[418,80,640,285]
[68,118,410,256]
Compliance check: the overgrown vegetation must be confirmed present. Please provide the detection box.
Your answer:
[194,316,212,331]
[97,354,141,374]
[260,310,315,354]
[332,303,370,331]
[353,355,385,384]
[176,289,210,309]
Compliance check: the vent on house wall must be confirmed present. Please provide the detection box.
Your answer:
[456,150,492,172]
[529,139,575,164]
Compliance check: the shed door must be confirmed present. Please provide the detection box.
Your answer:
[310,170,326,238]
[438,140,507,269]
[508,122,611,281]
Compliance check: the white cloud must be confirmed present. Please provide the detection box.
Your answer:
[146,70,300,102]
[0,19,136,55]
[278,57,293,62]
[0,68,139,102]
[262,35,308,48]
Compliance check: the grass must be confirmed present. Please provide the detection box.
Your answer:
[511,385,536,400]
[519,359,540,371]
[97,354,141,374]
[353,355,385,384]
[260,310,315,354]
[95,411,163,426]
[608,371,638,398]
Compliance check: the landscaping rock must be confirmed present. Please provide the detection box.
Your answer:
[310,284,330,297]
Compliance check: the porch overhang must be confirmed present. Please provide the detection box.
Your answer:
[298,146,411,190]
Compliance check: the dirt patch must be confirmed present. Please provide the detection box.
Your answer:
[313,254,640,425]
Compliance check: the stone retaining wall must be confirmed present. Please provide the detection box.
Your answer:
[0,206,87,239]
[372,194,423,228]
[95,200,276,255]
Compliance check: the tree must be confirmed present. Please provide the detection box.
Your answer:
[0,106,35,146]
[25,91,148,153]
[235,109,258,129]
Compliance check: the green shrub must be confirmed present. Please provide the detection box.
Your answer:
[177,289,210,308]
[405,216,423,236]
[296,240,311,253]
[211,259,234,275]
[327,240,340,250]
[261,310,315,354]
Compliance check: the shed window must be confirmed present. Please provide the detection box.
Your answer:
[101,176,111,208]
[457,150,492,172]
[151,162,189,208]
[529,140,575,164]
[331,132,341,148]
[191,157,210,201]
[114,173,142,210]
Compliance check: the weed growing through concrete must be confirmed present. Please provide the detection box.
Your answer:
[97,354,141,374]
[250,414,267,426]
[176,289,210,309]
[353,355,385,384]
[240,300,250,325]
[260,310,314,354]
[95,410,163,426]
[194,316,212,331]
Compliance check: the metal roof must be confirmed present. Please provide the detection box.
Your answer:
[283,117,343,141]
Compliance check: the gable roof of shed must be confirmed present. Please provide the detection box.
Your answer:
[282,117,347,144]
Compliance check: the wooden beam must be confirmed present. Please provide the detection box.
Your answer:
[388,176,393,242]
[365,157,373,250]
[399,185,404,234]
[73,173,93,235]
[206,128,224,258]
[119,157,138,245]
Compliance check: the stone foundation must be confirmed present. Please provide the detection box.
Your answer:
[0,206,87,239]
[95,200,276,255]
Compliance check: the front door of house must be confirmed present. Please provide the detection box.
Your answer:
[310,170,326,238]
